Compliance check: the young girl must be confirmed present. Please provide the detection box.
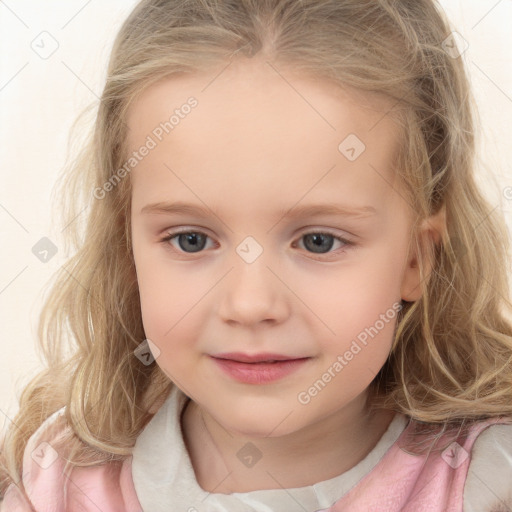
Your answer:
[1,0,512,510]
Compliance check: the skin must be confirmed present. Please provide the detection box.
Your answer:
[128,56,444,493]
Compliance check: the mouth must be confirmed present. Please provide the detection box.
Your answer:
[209,355,312,384]
[211,352,309,364]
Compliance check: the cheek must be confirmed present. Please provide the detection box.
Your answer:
[132,241,172,342]
[297,253,403,326]
[136,270,202,381]
[137,269,201,341]
[133,238,189,324]
[293,252,402,370]
[132,246,211,373]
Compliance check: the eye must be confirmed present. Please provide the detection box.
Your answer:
[159,228,355,257]
[160,230,214,253]
[293,231,354,256]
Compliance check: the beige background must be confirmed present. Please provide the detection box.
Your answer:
[1,0,511,439]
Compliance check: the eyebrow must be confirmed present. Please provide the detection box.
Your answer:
[140,201,377,220]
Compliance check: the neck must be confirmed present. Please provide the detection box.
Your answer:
[181,396,396,494]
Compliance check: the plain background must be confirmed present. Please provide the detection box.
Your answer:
[1,0,511,439]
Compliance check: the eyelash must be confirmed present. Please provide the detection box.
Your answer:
[158,228,355,259]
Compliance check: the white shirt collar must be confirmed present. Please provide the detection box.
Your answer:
[132,384,408,511]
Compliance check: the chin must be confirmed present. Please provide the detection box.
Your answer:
[215,408,300,438]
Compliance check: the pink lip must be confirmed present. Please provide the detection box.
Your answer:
[210,355,311,384]
[212,352,304,363]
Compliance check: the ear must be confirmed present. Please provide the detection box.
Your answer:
[400,205,446,302]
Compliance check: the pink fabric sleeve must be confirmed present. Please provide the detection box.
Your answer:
[1,412,143,511]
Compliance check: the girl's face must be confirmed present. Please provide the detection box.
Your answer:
[128,57,424,437]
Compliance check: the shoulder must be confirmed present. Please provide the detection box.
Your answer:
[463,418,512,512]
[2,407,141,511]
[2,407,68,509]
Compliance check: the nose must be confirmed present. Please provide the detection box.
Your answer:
[216,254,290,327]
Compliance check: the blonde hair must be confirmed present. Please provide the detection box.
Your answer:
[2,0,512,495]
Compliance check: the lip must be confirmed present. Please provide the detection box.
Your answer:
[210,355,311,384]
[211,352,305,363]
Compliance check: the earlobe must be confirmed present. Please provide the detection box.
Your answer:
[400,206,446,303]
[400,241,423,303]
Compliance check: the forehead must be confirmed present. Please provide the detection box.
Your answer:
[125,57,405,214]
[126,57,398,146]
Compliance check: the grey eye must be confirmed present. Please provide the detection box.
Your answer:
[175,232,208,253]
[301,233,335,254]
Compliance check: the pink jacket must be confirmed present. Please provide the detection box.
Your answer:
[3,411,512,511]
